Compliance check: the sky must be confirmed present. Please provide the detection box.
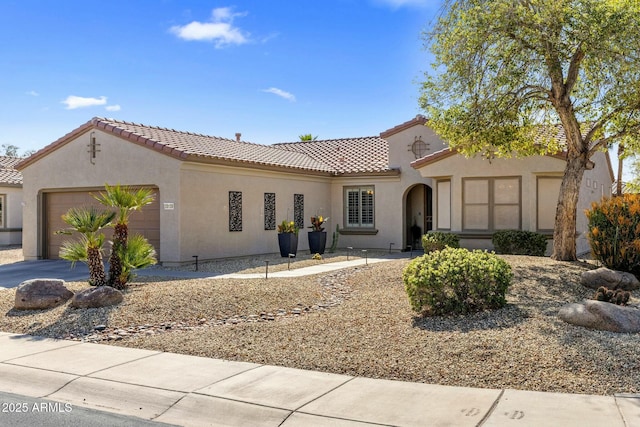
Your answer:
[0,0,442,154]
[0,0,634,181]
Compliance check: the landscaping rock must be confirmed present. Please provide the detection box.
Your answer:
[558,299,640,333]
[580,267,640,291]
[14,279,73,310]
[71,286,123,309]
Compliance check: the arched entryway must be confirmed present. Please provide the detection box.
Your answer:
[404,184,432,249]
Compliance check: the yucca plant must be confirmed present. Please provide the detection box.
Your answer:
[94,184,155,288]
[57,206,116,287]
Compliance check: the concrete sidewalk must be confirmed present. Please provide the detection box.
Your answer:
[0,332,638,426]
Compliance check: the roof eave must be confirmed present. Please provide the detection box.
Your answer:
[183,154,334,176]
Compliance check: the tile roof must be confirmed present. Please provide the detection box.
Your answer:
[93,118,335,173]
[0,156,22,185]
[274,137,391,174]
[18,117,397,176]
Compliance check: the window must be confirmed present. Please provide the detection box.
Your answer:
[229,191,242,232]
[264,193,276,230]
[537,177,561,231]
[436,180,451,230]
[463,178,520,231]
[294,194,304,230]
[0,194,4,228]
[345,186,375,228]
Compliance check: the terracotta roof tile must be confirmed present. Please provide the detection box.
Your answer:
[274,137,390,174]
[91,118,335,173]
[0,156,23,185]
[18,117,398,175]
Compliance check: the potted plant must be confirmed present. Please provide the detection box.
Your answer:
[308,215,329,255]
[277,220,299,257]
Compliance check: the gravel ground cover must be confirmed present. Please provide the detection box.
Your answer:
[1,245,639,396]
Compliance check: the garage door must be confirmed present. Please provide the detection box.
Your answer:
[44,188,160,260]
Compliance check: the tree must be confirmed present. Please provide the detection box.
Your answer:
[93,184,155,289]
[58,207,116,286]
[1,144,19,157]
[299,134,318,141]
[420,0,640,260]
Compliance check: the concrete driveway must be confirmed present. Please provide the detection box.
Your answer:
[0,260,92,289]
[0,260,216,289]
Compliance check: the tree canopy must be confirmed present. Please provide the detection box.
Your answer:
[420,0,640,260]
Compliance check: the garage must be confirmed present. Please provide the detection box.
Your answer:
[43,187,160,260]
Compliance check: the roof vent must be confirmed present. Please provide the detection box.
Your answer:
[235,133,241,142]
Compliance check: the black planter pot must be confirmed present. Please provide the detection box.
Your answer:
[278,233,298,257]
[308,231,327,255]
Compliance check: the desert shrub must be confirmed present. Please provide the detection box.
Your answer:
[586,194,640,277]
[403,247,513,316]
[492,230,547,256]
[593,286,630,306]
[421,232,460,253]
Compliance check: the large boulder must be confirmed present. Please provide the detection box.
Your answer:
[580,267,640,291]
[71,286,123,309]
[14,279,73,310]
[559,300,640,333]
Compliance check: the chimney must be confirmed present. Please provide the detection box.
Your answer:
[235,133,241,142]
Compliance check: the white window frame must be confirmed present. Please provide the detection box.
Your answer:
[344,186,375,228]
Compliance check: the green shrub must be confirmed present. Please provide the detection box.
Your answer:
[586,194,640,277]
[421,232,460,253]
[492,230,547,256]
[403,247,513,316]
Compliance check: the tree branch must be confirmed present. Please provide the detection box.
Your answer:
[565,43,585,95]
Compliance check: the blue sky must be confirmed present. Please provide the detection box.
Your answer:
[0,0,442,154]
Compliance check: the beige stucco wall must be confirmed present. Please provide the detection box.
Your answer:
[416,150,614,255]
[327,123,449,251]
[0,185,22,245]
[20,129,181,261]
[178,162,331,262]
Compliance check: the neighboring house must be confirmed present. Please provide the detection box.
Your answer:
[16,116,612,263]
[0,156,23,245]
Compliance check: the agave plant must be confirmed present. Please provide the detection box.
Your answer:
[94,184,155,288]
[57,206,116,287]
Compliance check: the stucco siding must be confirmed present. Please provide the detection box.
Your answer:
[20,129,181,261]
[0,186,22,245]
[179,163,332,262]
[414,150,614,255]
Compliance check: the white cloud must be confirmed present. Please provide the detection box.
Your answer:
[62,95,107,110]
[262,87,296,102]
[26,90,39,96]
[170,7,249,48]
[105,104,121,112]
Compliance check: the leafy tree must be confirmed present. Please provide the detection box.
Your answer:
[1,144,19,157]
[420,0,640,260]
[93,184,155,289]
[299,134,318,141]
[58,207,116,286]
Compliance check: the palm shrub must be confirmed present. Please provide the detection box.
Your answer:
[94,184,155,289]
[58,206,116,287]
[421,231,460,253]
[403,247,513,316]
[586,194,640,277]
[492,230,547,256]
[118,234,157,284]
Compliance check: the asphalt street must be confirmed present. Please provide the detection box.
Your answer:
[0,391,177,426]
